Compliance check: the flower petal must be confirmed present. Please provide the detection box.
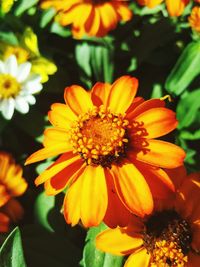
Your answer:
[34,152,79,186]
[0,98,15,120]
[43,128,69,147]
[4,55,18,76]
[14,96,29,114]
[80,166,107,227]
[134,139,186,169]
[134,107,178,139]
[91,82,111,107]
[44,158,84,195]
[124,249,151,267]
[64,85,93,116]
[107,76,138,114]
[48,103,76,130]
[25,144,72,165]
[103,169,132,228]
[187,252,200,267]
[111,162,153,217]
[126,98,165,120]
[17,62,31,82]
[96,227,143,256]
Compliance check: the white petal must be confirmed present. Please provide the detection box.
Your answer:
[15,96,29,114]
[0,98,15,120]
[4,56,18,77]
[24,81,43,94]
[0,61,5,73]
[17,62,31,82]
[24,95,36,105]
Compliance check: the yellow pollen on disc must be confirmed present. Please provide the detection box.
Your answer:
[69,106,129,166]
[150,240,188,267]
[0,74,21,99]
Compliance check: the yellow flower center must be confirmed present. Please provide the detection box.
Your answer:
[143,210,192,267]
[4,46,30,64]
[69,106,129,167]
[0,74,20,99]
[150,240,188,267]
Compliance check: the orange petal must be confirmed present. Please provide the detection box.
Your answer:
[166,0,189,17]
[111,162,153,217]
[96,227,143,256]
[84,6,101,36]
[48,103,76,130]
[2,198,24,223]
[134,107,178,139]
[124,248,151,267]
[64,85,93,116]
[131,160,175,199]
[43,128,70,147]
[103,169,132,228]
[0,212,10,233]
[34,153,80,186]
[113,2,133,21]
[80,166,107,227]
[25,144,72,165]
[107,76,138,114]
[165,165,187,190]
[91,82,111,107]
[187,252,200,267]
[126,97,144,114]
[97,3,118,33]
[134,139,186,169]
[126,98,165,120]
[0,185,10,207]
[44,158,84,195]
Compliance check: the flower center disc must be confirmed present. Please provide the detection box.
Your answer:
[143,210,192,267]
[0,74,20,99]
[70,106,129,167]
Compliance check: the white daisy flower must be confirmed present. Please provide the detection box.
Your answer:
[0,55,43,120]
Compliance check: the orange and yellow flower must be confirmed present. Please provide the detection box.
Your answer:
[96,172,200,267]
[189,6,200,33]
[0,151,27,232]
[40,0,132,38]
[137,0,189,17]
[25,76,185,228]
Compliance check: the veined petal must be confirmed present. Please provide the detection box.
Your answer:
[135,140,186,169]
[125,249,151,267]
[103,169,132,228]
[134,107,178,139]
[80,166,107,227]
[107,76,138,114]
[91,82,111,107]
[48,103,76,130]
[44,158,84,195]
[96,227,143,256]
[25,144,72,165]
[84,6,100,36]
[126,98,165,120]
[64,85,93,116]
[111,162,153,217]
[34,153,79,186]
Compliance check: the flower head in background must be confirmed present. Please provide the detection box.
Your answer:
[189,6,200,33]
[0,55,43,120]
[40,0,132,38]
[0,28,57,83]
[26,76,185,228]
[96,172,200,267]
[137,0,189,17]
[0,0,15,14]
[0,151,27,232]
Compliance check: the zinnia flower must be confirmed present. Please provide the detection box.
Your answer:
[189,6,200,33]
[96,171,200,267]
[0,55,43,120]
[0,151,27,231]
[137,0,189,17]
[25,76,185,227]
[40,0,132,38]
[0,28,57,83]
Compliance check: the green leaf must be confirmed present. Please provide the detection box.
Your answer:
[75,42,92,77]
[14,0,39,16]
[0,227,27,267]
[40,8,56,28]
[165,41,200,95]
[180,129,200,140]
[0,31,18,45]
[50,22,71,37]
[81,223,124,267]
[176,89,200,129]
